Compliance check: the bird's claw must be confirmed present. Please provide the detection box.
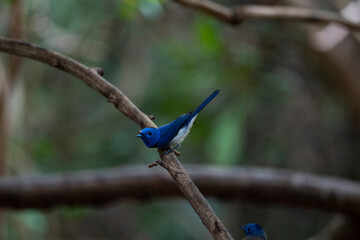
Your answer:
[161,149,180,157]
[161,146,180,157]
[161,149,172,157]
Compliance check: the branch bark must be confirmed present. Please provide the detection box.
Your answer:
[1,165,360,216]
[0,37,152,129]
[172,0,360,31]
[0,37,233,240]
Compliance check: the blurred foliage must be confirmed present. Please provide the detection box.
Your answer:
[1,0,360,239]
[118,0,164,20]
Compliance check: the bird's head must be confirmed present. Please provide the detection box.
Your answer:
[240,223,266,239]
[136,128,160,148]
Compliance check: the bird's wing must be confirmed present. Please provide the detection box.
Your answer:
[156,113,190,148]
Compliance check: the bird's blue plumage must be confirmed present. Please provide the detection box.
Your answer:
[137,90,220,154]
[240,223,267,240]
[189,89,220,119]
[156,113,190,148]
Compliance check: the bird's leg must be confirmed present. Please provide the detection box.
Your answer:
[161,144,180,157]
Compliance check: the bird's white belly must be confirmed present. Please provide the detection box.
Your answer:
[170,115,197,146]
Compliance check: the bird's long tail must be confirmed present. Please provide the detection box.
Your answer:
[190,89,220,117]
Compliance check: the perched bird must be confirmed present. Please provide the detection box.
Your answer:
[137,90,220,156]
[240,223,267,240]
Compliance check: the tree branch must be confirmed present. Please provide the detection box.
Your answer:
[172,0,360,31]
[1,165,360,216]
[0,37,153,129]
[0,37,233,240]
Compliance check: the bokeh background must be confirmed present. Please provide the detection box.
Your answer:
[1,0,360,239]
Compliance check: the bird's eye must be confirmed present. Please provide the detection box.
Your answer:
[149,132,152,136]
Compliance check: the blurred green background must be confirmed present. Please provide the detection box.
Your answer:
[1,0,360,239]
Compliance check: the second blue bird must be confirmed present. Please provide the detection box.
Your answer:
[240,223,267,240]
[137,90,220,156]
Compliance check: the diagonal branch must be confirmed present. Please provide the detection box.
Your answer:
[0,37,233,240]
[1,164,360,217]
[0,37,153,129]
[173,0,360,31]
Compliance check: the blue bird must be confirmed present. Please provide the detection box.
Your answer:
[137,90,220,156]
[240,223,267,240]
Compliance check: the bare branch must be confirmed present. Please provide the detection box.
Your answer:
[0,37,153,129]
[173,0,239,24]
[1,165,360,217]
[158,155,233,239]
[0,37,233,240]
[173,0,360,31]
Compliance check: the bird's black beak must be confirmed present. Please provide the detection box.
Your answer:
[240,226,245,230]
[136,132,143,138]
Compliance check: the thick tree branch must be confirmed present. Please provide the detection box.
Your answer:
[1,165,360,217]
[0,37,232,240]
[173,0,360,31]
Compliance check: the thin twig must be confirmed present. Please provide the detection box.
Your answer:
[173,0,360,31]
[0,37,233,240]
